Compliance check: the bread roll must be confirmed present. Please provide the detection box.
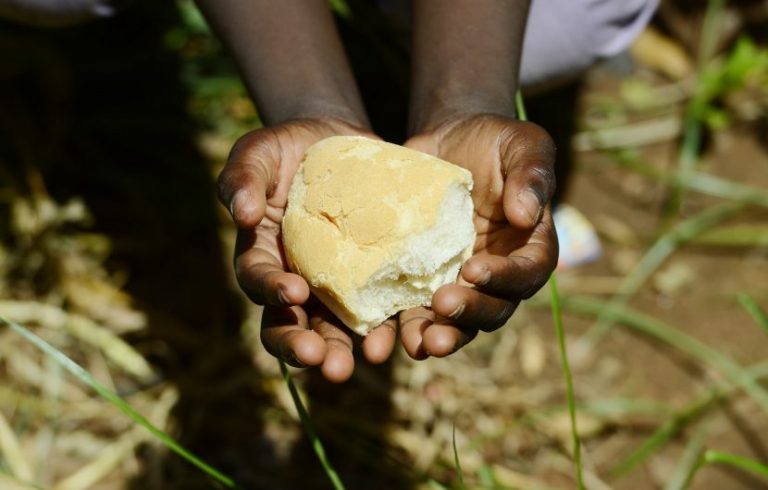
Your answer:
[282,136,475,335]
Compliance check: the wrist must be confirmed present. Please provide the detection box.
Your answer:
[408,87,517,135]
[265,97,370,130]
[408,0,529,135]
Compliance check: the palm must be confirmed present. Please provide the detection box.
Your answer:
[400,114,558,359]
[431,127,528,259]
[219,118,396,382]
[239,121,365,277]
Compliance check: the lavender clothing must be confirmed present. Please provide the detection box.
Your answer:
[0,0,117,27]
[521,0,660,88]
[1,0,659,88]
[378,0,659,88]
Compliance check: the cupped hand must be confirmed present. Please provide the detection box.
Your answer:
[219,118,397,382]
[400,114,559,359]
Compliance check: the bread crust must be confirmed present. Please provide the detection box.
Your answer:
[283,136,475,334]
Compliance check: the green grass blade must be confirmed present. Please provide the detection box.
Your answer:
[738,293,768,335]
[328,0,352,19]
[702,450,768,478]
[279,361,346,490]
[609,150,768,209]
[612,392,715,476]
[664,426,708,490]
[664,0,726,219]
[515,90,528,121]
[612,360,768,477]
[578,398,674,419]
[689,225,768,246]
[452,425,467,490]
[0,315,237,489]
[549,274,586,490]
[548,297,768,413]
[516,89,585,489]
[0,468,46,490]
[685,172,768,208]
[576,201,742,355]
[665,448,768,490]
[427,480,451,490]
[478,465,499,489]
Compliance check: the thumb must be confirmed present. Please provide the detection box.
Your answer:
[217,129,277,229]
[501,122,557,229]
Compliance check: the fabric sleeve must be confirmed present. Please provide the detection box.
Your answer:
[520,0,660,89]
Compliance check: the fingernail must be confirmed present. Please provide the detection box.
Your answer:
[449,302,466,319]
[230,190,250,224]
[518,189,543,226]
[286,351,306,368]
[277,285,290,305]
[473,267,491,286]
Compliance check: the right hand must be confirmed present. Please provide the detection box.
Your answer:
[218,118,398,382]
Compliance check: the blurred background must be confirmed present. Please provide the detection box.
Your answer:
[0,0,767,489]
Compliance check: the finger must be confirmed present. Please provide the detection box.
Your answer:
[311,312,355,383]
[399,308,477,358]
[261,305,326,367]
[402,131,439,156]
[218,130,278,229]
[361,318,397,364]
[235,238,310,306]
[500,122,557,229]
[432,284,520,333]
[421,322,478,358]
[399,307,433,360]
[461,210,558,299]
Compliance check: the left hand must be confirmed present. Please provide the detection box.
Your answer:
[400,114,559,359]
[218,117,396,382]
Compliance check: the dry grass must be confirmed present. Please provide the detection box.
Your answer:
[1,1,768,489]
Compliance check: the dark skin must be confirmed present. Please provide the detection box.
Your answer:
[196,0,558,382]
[402,114,558,358]
[402,0,558,358]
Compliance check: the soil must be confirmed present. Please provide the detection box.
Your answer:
[1,3,767,490]
[541,66,768,489]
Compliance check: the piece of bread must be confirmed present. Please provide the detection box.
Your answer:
[282,136,475,335]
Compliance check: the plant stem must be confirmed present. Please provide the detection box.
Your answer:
[547,297,768,413]
[702,450,768,478]
[664,426,708,490]
[0,315,237,489]
[549,275,586,490]
[516,88,584,489]
[664,0,727,220]
[279,361,346,490]
[610,360,768,477]
[610,156,768,208]
[452,425,467,489]
[576,201,742,355]
[738,293,768,335]
[612,392,716,477]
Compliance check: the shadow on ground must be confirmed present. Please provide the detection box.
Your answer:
[0,3,413,489]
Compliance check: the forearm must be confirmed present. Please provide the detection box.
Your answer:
[409,0,530,133]
[195,0,368,127]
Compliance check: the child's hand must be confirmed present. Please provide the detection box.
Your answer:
[219,118,396,382]
[400,114,559,358]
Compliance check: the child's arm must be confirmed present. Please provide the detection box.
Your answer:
[401,0,559,358]
[195,0,368,127]
[195,1,397,382]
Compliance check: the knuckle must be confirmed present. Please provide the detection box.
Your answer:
[325,336,353,351]
[479,301,517,332]
[501,122,557,185]
[218,128,276,201]
[528,165,557,202]
[520,257,553,299]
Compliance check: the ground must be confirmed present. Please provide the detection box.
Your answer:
[0,1,767,489]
